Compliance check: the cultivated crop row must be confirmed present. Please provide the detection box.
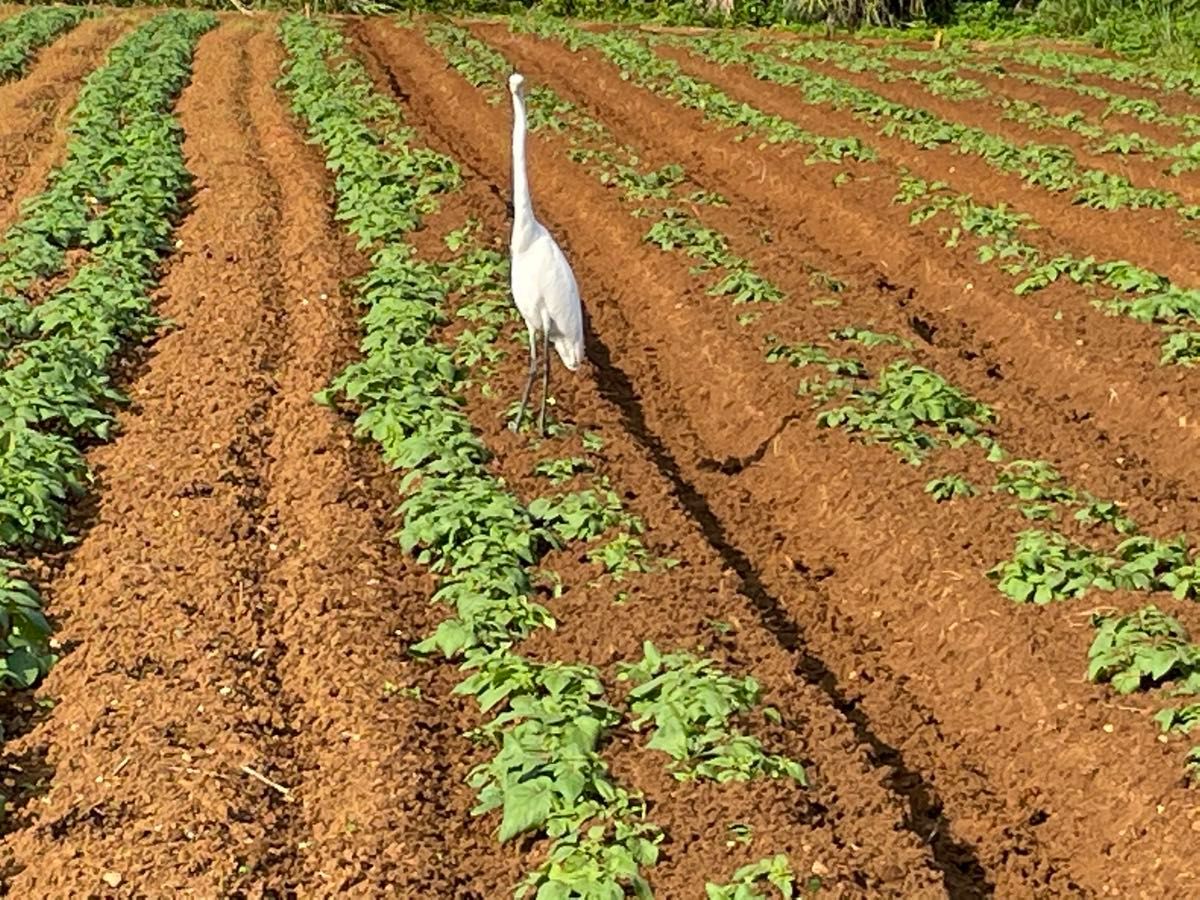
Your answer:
[683,35,1200,228]
[523,21,1200,369]
[987,44,1200,101]
[0,5,87,83]
[875,42,1200,138]
[448,17,1200,785]
[743,37,1200,177]
[281,17,821,896]
[0,8,213,798]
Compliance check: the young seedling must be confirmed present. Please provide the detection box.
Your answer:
[1087,605,1200,695]
[619,642,806,784]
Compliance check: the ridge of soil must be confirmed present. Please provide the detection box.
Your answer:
[363,18,1200,896]
[0,14,133,232]
[1,21,474,895]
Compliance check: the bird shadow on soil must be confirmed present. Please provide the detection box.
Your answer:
[585,331,994,900]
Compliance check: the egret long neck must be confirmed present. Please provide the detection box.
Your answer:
[511,90,535,231]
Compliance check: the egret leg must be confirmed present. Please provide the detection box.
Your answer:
[538,327,551,435]
[513,326,538,432]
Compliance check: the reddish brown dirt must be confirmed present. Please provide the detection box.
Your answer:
[7,10,1200,898]
[777,50,1200,205]
[0,14,131,231]
[361,18,1200,896]
[661,45,1200,283]
[0,20,494,896]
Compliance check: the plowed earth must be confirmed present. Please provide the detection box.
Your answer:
[2,12,1199,898]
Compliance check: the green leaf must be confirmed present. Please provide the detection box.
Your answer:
[499,777,555,843]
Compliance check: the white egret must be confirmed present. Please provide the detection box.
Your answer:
[507,71,585,435]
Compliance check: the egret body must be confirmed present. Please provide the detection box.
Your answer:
[508,72,585,434]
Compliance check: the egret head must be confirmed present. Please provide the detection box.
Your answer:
[508,72,525,96]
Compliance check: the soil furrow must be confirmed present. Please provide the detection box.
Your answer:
[354,20,960,897]
[366,19,1200,897]
[241,25,501,894]
[0,20,465,895]
[661,44,1200,283]
[0,14,132,232]
[480,25,1200,496]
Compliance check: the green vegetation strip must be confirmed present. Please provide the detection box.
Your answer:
[282,17,803,895]
[994,45,1200,101]
[892,173,1200,365]
[0,5,88,82]
[517,20,1200,364]
[684,35,1200,226]
[747,37,1200,176]
[1088,605,1200,783]
[706,853,820,899]
[0,11,214,700]
[500,18,1200,784]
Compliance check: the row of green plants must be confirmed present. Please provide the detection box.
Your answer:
[0,4,87,82]
[1087,604,1200,784]
[283,16,808,895]
[427,21,787,309]
[476,18,1200,783]
[0,9,214,818]
[682,34,1200,226]
[526,21,1200,363]
[0,8,212,692]
[994,41,1200,99]
[892,173,1200,364]
[747,36,1200,175]
[835,39,1200,140]
[440,225,810,893]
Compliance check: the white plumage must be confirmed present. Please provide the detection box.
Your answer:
[508,72,585,434]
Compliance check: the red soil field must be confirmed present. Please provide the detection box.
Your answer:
[2,10,1199,898]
